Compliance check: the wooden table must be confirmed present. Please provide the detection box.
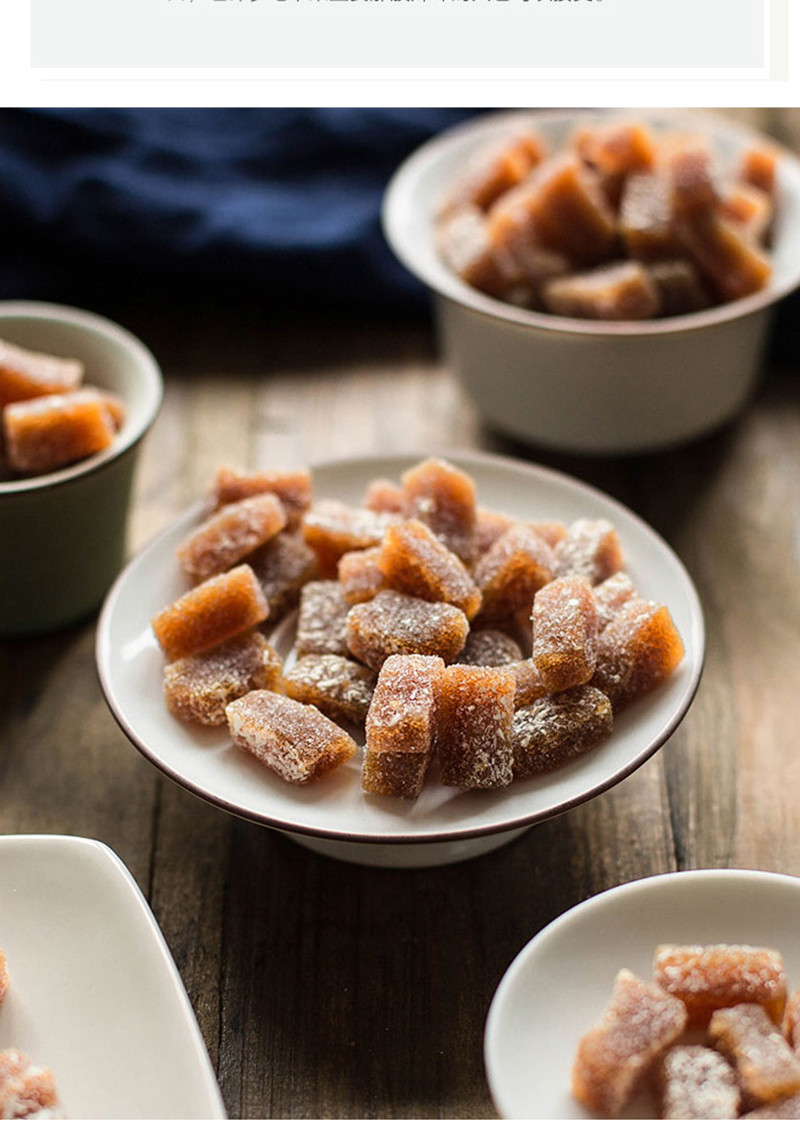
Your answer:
[2,275,800,1119]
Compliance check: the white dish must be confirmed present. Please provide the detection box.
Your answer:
[97,451,704,868]
[484,868,800,1119]
[0,834,225,1120]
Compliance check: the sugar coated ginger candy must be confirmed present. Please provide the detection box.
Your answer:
[379,519,482,619]
[247,531,319,624]
[363,654,444,798]
[226,690,357,784]
[740,146,779,198]
[710,1003,800,1107]
[152,564,269,662]
[284,654,376,726]
[572,968,688,1118]
[296,580,351,658]
[347,590,469,671]
[0,1050,61,1120]
[542,260,661,321]
[176,492,288,583]
[473,524,554,624]
[593,595,684,709]
[362,477,406,515]
[654,944,788,1028]
[3,389,118,474]
[646,258,711,318]
[532,575,599,693]
[512,685,612,778]
[0,337,83,407]
[207,465,311,529]
[554,518,624,586]
[658,1045,741,1120]
[442,131,545,214]
[508,659,547,708]
[619,171,685,261]
[437,205,518,301]
[163,631,282,726]
[593,571,637,631]
[437,664,514,789]
[401,457,477,564]
[474,508,516,558]
[338,546,387,605]
[457,628,523,667]
[303,499,398,576]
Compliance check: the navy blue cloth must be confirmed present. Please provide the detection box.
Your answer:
[0,108,480,311]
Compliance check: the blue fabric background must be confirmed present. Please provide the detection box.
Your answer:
[0,108,480,311]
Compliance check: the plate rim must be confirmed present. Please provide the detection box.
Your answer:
[484,866,800,1120]
[96,448,705,846]
[0,832,226,1120]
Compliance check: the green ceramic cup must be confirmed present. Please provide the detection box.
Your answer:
[0,302,163,638]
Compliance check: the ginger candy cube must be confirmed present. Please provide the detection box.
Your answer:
[176,493,287,583]
[338,546,387,605]
[163,631,282,726]
[284,654,376,726]
[4,390,117,474]
[226,690,356,785]
[593,596,684,709]
[207,465,311,529]
[437,664,514,790]
[457,628,523,667]
[0,337,83,407]
[658,1045,741,1120]
[379,519,482,619]
[442,132,545,214]
[542,261,661,321]
[572,968,688,1118]
[295,580,351,658]
[248,531,319,624]
[473,524,554,624]
[710,1004,800,1107]
[554,518,624,585]
[151,564,268,662]
[346,590,468,671]
[512,685,612,778]
[653,944,788,1028]
[303,499,398,576]
[362,653,444,798]
[401,457,477,564]
[532,575,599,693]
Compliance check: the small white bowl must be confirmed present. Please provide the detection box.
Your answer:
[383,110,800,455]
[0,302,163,637]
[96,451,704,869]
[484,868,800,1119]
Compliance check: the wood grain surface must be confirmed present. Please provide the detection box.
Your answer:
[3,111,800,1120]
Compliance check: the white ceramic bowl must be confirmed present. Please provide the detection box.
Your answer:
[383,110,800,455]
[96,451,704,868]
[484,868,800,1119]
[0,302,163,637]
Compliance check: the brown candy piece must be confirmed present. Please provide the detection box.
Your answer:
[284,654,376,726]
[3,389,117,474]
[0,337,83,407]
[571,968,688,1119]
[473,508,516,558]
[346,590,469,671]
[508,659,548,709]
[401,457,477,565]
[574,120,657,178]
[542,260,661,321]
[362,477,406,515]
[720,181,773,243]
[303,499,398,576]
[163,631,282,726]
[710,1003,800,1107]
[653,944,788,1028]
[338,546,387,605]
[295,580,351,658]
[646,259,711,317]
[740,146,779,198]
[437,205,518,300]
[619,171,684,261]
[457,628,523,667]
[593,596,684,709]
[362,653,444,798]
[512,685,613,778]
[443,132,545,214]
[152,564,269,662]
[227,690,357,784]
[593,571,637,631]
[176,493,287,583]
[784,989,800,1052]
[437,664,514,789]
[532,575,599,693]
[379,519,482,619]
[207,465,311,529]
[473,524,554,624]
[247,531,319,624]
[0,1049,60,1120]
[553,518,624,585]
[658,1045,741,1120]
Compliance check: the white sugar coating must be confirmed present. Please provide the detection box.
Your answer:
[512,685,613,777]
[208,466,311,528]
[654,944,787,1006]
[366,654,443,748]
[660,1045,740,1120]
[554,518,624,585]
[304,499,399,548]
[0,1050,60,1119]
[473,523,555,621]
[176,492,287,583]
[226,690,357,784]
[284,654,376,724]
[163,631,282,725]
[457,629,523,667]
[437,665,514,789]
[710,1003,800,1104]
[379,519,481,618]
[247,531,318,622]
[346,590,469,670]
[594,571,637,630]
[572,969,688,1118]
[296,580,351,657]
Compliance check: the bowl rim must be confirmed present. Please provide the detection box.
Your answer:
[382,107,800,339]
[0,300,164,496]
[96,448,706,846]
